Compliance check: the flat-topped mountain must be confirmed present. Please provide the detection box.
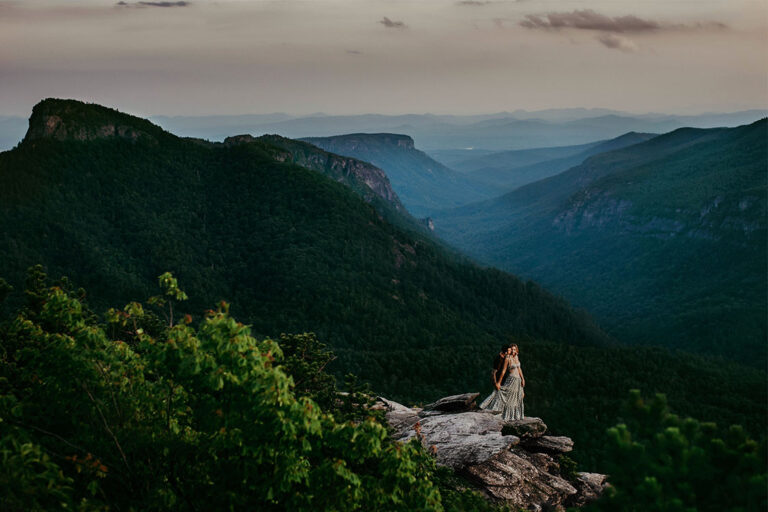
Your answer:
[151,109,768,152]
[300,133,494,216]
[23,98,168,144]
[434,119,768,365]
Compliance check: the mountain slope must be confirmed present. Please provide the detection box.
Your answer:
[447,140,599,173]
[300,133,494,216]
[1,99,765,470]
[434,120,768,366]
[466,132,656,190]
[0,99,610,402]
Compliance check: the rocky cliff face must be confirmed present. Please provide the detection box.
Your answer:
[23,98,163,145]
[553,189,765,243]
[225,134,404,212]
[300,132,495,217]
[377,393,607,511]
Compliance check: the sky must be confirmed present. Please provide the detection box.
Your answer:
[1,0,766,117]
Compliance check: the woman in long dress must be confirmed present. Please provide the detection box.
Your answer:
[479,344,525,420]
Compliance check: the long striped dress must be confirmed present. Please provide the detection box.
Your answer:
[479,357,525,421]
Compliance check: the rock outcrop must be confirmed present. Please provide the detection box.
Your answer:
[226,134,405,212]
[378,394,608,511]
[23,98,163,145]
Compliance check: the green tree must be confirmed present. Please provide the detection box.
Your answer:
[583,390,767,512]
[0,270,443,511]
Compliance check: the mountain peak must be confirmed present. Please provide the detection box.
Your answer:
[23,98,167,144]
[302,133,415,150]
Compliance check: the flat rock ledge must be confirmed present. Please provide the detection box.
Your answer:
[521,435,574,454]
[378,394,607,511]
[502,417,548,439]
[423,392,480,413]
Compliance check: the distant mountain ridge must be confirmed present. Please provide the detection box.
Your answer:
[434,119,768,366]
[300,132,494,216]
[2,106,765,152]
[150,109,768,151]
[461,132,657,191]
[444,141,600,173]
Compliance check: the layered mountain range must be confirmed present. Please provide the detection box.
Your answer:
[1,99,764,469]
[148,109,767,151]
[300,133,494,215]
[433,120,767,366]
[447,132,657,191]
[0,99,609,403]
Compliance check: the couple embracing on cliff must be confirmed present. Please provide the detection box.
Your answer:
[479,344,525,420]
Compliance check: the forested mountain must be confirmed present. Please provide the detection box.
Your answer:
[458,132,656,191]
[300,133,493,216]
[0,99,610,403]
[434,120,768,367]
[1,99,765,472]
[441,140,600,173]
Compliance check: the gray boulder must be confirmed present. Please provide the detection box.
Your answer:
[379,397,421,438]
[398,409,520,469]
[522,435,574,454]
[502,417,548,438]
[422,392,480,413]
[380,397,519,469]
[566,472,610,508]
[465,449,577,509]
[380,394,607,510]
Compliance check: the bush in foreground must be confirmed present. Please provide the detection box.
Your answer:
[0,270,443,511]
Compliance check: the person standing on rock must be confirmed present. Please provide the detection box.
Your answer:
[479,343,525,420]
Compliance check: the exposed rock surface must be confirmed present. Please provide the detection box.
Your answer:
[423,392,480,413]
[466,449,577,508]
[521,435,574,454]
[379,394,607,510]
[252,134,404,210]
[24,98,162,145]
[502,417,548,439]
[299,132,495,217]
[567,473,610,508]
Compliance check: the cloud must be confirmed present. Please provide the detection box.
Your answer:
[596,33,638,53]
[519,9,728,35]
[520,9,659,33]
[116,1,190,7]
[379,17,407,29]
[457,1,492,5]
[346,49,362,55]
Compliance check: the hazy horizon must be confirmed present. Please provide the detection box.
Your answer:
[2,0,766,118]
[2,103,766,121]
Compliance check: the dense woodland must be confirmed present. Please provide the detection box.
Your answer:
[1,273,764,511]
[435,120,768,367]
[0,99,765,509]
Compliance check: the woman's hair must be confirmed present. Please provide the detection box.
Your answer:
[500,344,509,353]
[508,343,519,353]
